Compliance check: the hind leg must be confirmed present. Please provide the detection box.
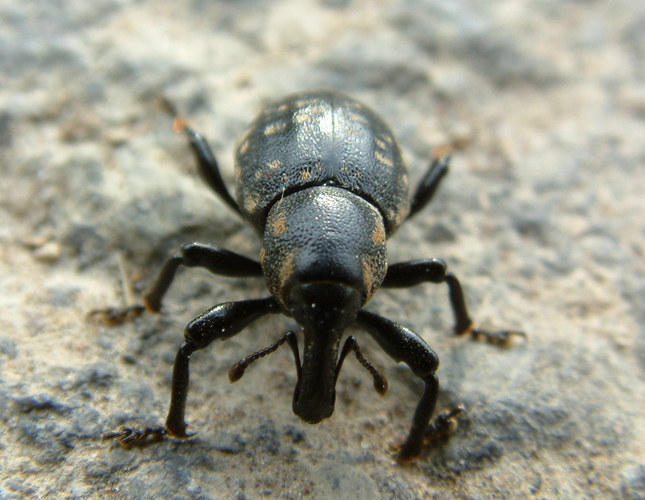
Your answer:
[407,155,450,219]
[161,97,241,215]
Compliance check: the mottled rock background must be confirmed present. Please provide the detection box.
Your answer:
[1,1,644,498]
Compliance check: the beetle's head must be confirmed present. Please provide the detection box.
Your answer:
[260,186,387,423]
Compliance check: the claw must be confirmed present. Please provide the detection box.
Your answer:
[425,404,466,442]
[166,426,197,440]
[470,328,526,347]
[393,405,467,463]
[392,441,421,464]
[88,305,145,326]
[158,96,191,134]
[102,425,167,448]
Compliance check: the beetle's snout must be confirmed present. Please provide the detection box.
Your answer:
[287,282,361,336]
[293,385,335,424]
[291,329,338,425]
[287,282,361,424]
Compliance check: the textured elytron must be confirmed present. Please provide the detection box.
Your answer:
[235,91,410,235]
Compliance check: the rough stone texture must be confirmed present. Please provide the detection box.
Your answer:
[1,1,644,498]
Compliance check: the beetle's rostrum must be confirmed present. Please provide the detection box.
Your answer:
[93,91,524,462]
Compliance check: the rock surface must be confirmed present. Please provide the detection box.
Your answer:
[1,1,644,498]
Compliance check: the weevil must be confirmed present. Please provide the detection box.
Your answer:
[94,91,523,462]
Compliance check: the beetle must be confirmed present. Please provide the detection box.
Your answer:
[95,91,522,462]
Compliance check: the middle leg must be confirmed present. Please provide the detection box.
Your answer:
[90,243,263,324]
[382,259,524,345]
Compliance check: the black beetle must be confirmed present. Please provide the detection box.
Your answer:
[95,91,522,462]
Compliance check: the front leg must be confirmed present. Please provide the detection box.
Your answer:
[383,259,524,345]
[104,297,281,447]
[356,310,462,462]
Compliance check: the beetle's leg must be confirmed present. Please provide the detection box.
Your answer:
[355,310,462,462]
[103,297,281,447]
[90,243,263,324]
[408,155,450,219]
[143,244,262,312]
[382,259,525,345]
[228,331,301,383]
[334,336,388,395]
[102,425,167,447]
[160,97,241,216]
[88,303,146,326]
[167,297,282,438]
